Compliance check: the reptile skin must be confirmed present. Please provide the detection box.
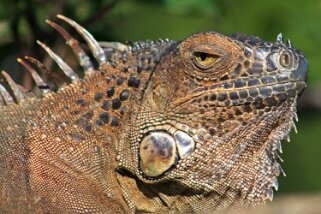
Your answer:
[0,15,308,213]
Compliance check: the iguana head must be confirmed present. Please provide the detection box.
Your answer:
[117,31,308,211]
[1,15,307,213]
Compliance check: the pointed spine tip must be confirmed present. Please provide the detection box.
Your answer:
[276,140,283,153]
[267,188,274,201]
[286,135,291,142]
[46,19,53,26]
[17,58,28,68]
[275,152,284,162]
[37,40,50,51]
[1,70,8,76]
[36,40,44,48]
[278,164,287,177]
[18,57,50,95]
[56,14,70,23]
[292,122,298,134]
[294,112,299,122]
[45,19,55,26]
[1,70,26,103]
[24,56,51,75]
[46,19,71,42]
[276,33,284,43]
[287,39,293,48]
[0,83,14,104]
[46,19,56,28]
[57,14,65,19]
[273,179,279,191]
[37,40,48,52]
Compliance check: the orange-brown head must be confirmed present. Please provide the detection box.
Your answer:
[117,31,308,209]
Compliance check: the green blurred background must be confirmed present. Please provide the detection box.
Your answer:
[0,0,320,197]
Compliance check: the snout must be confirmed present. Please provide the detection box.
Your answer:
[291,56,308,95]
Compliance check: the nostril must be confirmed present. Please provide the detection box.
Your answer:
[290,57,308,82]
[298,57,308,82]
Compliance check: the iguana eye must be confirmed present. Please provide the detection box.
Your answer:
[193,52,218,69]
[279,52,292,68]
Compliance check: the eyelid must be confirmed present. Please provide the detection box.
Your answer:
[192,47,222,57]
[193,52,220,58]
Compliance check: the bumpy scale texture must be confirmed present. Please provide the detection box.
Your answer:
[0,15,308,214]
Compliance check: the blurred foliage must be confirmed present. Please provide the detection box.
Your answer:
[0,0,320,195]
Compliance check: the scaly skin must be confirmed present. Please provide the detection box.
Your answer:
[0,16,308,213]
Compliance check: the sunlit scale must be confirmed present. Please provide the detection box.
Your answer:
[174,131,195,159]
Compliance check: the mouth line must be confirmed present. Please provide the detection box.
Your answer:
[172,81,306,110]
[185,81,305,109]
[191,80,306,95]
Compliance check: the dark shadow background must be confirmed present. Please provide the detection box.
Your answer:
[0,0,320,198]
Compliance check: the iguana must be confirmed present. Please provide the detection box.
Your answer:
[0,15,308,213]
